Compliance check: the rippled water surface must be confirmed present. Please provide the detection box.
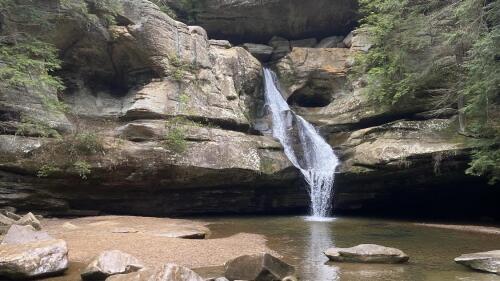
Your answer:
[205,216,500,281]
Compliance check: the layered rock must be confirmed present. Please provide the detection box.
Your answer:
[224,253,296,281]
[0,0,308,216]
[165,0,358,43]
[106,263,204,281]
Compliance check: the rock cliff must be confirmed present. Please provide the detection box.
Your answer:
[0,0,497,217]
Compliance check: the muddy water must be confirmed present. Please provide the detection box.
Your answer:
[203,216,500,281]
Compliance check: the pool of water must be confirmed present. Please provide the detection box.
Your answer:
[202,216,500,281]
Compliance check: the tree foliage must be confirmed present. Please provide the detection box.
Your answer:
[356,0,500,184]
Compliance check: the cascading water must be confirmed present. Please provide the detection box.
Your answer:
[263,68,339,218]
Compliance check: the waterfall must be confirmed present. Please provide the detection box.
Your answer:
[263,68,339,218]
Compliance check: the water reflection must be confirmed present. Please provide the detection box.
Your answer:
[303,219,340,281]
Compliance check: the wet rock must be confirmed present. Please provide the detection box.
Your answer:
[81,250,144,281]
[224,253,295,281]
[105,263,204,281]
[324,244,409,264]
[0,239,68,279]
[454,250,500,274]
[205,278,229,281]
[1,225,52,245]
[2,211,21,221]
[242,43,274,62]
[16,212,42,230]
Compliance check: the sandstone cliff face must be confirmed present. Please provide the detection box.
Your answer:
[0,0,496,217]
[0,0,306,216]
[166,0,358,43]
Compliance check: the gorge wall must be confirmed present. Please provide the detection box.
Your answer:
[0,0,498,218]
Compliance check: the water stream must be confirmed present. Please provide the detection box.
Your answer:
[263,68,339,218]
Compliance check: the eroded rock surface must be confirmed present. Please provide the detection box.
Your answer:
[224,253,295,281]
[106,263,204,281]
[82,250,144,281]
[165,0,358,43]
[0,239,69,280]
[455,251,500,274]
[324,244,409,264]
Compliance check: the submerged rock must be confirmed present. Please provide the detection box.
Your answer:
[105,263,204,281]
[454,250,500,274]
[324,244,409,264]
[155,229,207,239]
[0,239,68,279]
[224,253,295,281]
[1,225,52,245]
[81,250,144,280]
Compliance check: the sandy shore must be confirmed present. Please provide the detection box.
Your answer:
[42,216,276,269]
[415,223,500,235]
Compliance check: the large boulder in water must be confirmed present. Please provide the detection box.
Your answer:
[0,239,69,279]
[224,253,295,281]
[81,250,144,280]
[324,244,409,264]
[454,250,500,274]
[105,263,204,281]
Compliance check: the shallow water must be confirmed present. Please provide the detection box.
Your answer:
[203,216,500,281]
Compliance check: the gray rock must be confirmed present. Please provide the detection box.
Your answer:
[0,213,15,226]
[1,225,52,245]
[242,43,274,62]
[165,0,357,43]
[455,250,500,274]
[0,239,68,279]
[316,36,345,48]
[105,263,204,281]
[342,31,354,48]
[15,212,42,230]
[324,244,409,264]
[205,278,229,281]
[81,250,144,280]
[290,38,317,48]
[224,253,295,281]
[209,40,232,49]
[269,36,291,61]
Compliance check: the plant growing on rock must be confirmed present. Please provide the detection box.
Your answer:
[355,0,500,184]
[32,131,105,180]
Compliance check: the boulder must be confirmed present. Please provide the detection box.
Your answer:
[242,43,274,62]
[15,212,42,230]
[81,250,144,280]
[269,36,291,61]
[1,225,52,245]
[454,250,500,274]
[105,263,204,281]
[324,244,409,264]
[0,239,68,279]
[224,253,295,281]
[316,36,345,48]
